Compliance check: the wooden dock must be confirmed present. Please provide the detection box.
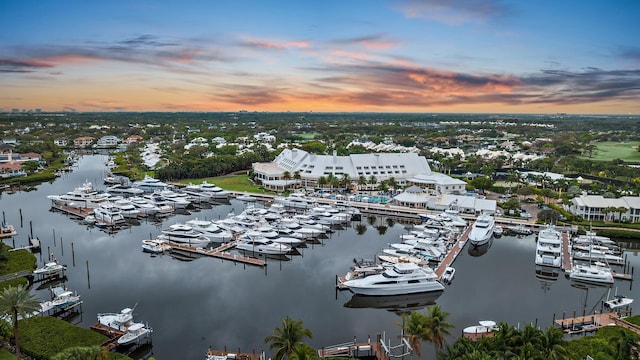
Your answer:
[91,322,125,351]
[562,232,572,271]
[435,224,471,279]
[206,347,265,360]
[168,241,267,267]
[0,223,17,239]
[51,203,94,219]
[554,311,619,335]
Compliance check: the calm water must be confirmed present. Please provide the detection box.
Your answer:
[1,154,639,359]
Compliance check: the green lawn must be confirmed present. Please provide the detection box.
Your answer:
[581,141,640,162]
[0,349,15,360]
[177,174,276,193]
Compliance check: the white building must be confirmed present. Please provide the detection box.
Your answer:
[568,194,640,223]
[392,185,496,214]
[94,135,119,149]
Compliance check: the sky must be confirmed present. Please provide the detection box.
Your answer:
[1,0,639,114]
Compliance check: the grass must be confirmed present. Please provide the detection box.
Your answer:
[0,349,15,360]
[177,174,277,194]
[580,141,640,162]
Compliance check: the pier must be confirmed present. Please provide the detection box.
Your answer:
[168,241,267,267]
[91,322,125,351]
[435,224,472,279]
[206,347,265,360]
[554,312,620,335]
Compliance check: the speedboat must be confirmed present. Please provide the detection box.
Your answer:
[117,322,153,346]
[341,263,445,296]
[234,235,292,256]
[493,225,503,237]
[467,212,495,246]
[535,225,562,268]
[97,307,134,331]
[507,223,533,236]
[157,223,211,248]
[569,263,614,285]
[33,259,66,276]
[441,267,455,284]
[141,239,172,254]
[463,320,497,339]
[604,294,634,310]
[39,286,82,313]
[185,218,233,243]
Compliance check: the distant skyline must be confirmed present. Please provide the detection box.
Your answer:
[1,1,639,114]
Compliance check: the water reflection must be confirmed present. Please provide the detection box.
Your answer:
[344,290,443,315]
[467,237,493,257]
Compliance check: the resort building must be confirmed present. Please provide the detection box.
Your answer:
[73,136,95,148]
[392,186,496,214]
[568,194,640,223]
[252,148,465,195]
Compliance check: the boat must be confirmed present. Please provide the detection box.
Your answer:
[93,203,126,226]
[117,322,153,346]
[274,193,317,210]
[534,225,562,268]
[154,189,191,209]
[467,212,495,246]
[141,239,172,254]
[128,196,165,217]
[83,215,96,225]
[236,194,257,202]
[131,175,172,193]
[33,258,66,276]
[47,180,110,208]
[507,223,533,236]
[341,262,445,296]
[157,223,211,248]
[463,320,498,339]
[97,307,135,331]
[112,198,142,219]
[234,235,293,256]
[185,218,233,243]
[440,267,455,284]
[0,222,17,238]
[493,225,503,237]
[39,286,82,313]
[105,184,145,198]
[569,263,614,285]
[604,294,634,310]
[184,181,230,200]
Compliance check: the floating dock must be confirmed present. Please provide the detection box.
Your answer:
[435,224,472,279]
[168,241,267,267]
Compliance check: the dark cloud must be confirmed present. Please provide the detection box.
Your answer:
[118,34,179,48]
[0,58,53,73]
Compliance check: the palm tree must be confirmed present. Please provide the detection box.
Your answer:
[539,326,569,360]
[358,175,367,193]
[399,311,429,357]
[609,327,640,360]
[0,285,41,359]
[264,316,313,360]
[424,305,454,359]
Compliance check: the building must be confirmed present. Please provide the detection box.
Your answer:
[392,185,496,214]
[94,136,120,149]
[74,136,95,148]
[124,135,143,144]
[568,194,640,223]
[252,148,464,193]
[54,138,68,147]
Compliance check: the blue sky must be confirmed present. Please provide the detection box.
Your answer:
[1,0,639,113]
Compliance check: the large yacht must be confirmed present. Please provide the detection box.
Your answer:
[569,263,614,285]
[185,218,233,243]
[93,203,126,226]
[157,223,211,248]
[131,175,172,194]
[184,180,230,200]
[467,212,495,246]
[342,263,445,296]
[234,235,293,256]
[47,180,110,208]
[534,225,562,267]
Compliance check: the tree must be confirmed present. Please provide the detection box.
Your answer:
[470,176,494,194]
[51,346,109,360]
[0,285,41,359]
[358,176,367,192]
[264,316,313,360]
[400,311,429,357]
[424,304,454,359]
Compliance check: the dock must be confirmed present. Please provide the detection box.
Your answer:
[168,241,267,267]
[206,347,265,360]
[562,232,572,271]
[51,203,94,219]
[554,312,619,335]
[0,223,18,238]
[91,322,125,351]
[435,224,472,279]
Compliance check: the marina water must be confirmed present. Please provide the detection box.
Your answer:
[1,154,638,359]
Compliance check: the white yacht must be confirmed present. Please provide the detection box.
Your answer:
[112,198,141,219]
[132,175,172,193]
[93,203,126,226]
[141,193,177,215]
[185,218,233,243]
[117,322,153,346]
[274,193,317,210]
[47,180,110,208]
[234,235,292,256]
[569,263,614,285]
[155,189,191,209]
[342,263,445,296]
[128,196,163,216]
[534,225,562,268]
[157,223,211,248]
[242,229,305,248]
[33,259,66,276]
[183,181,229,201]
[105,184,145,198]
[467,212,495,246]
[97,307,134,331]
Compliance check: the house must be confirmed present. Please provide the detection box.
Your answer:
[568,194,640,223]
[74,136,95,148]
[124,135,143,144]
[0,162,26,178]
[94,136,120,149]
[54,138,68,147]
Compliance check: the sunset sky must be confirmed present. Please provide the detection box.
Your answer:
[1,0,639,114]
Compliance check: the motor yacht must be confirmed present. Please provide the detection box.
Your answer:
[234,235,292,256]
[467,212,495,246]
[184,180,230,200]
[105,184,145,198]
[47,180,110,208]
[185,218,233,243]
[534,225,562,268]
[93,203,126,226]
[112,198,141,219]
[569,263,614,285]
[157,223,211,248]
[128,196,163,217]
[131,175,171,193]
[341,263,445,296]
